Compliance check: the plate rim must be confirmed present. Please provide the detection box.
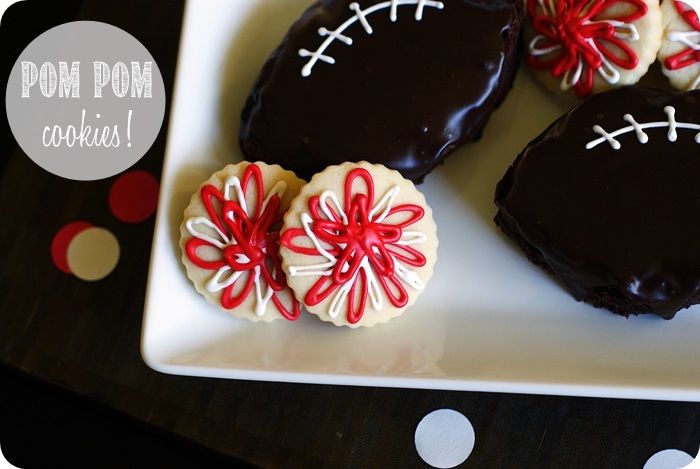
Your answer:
[140,0,700,402]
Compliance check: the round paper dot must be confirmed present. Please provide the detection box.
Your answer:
[51,221,93,274]
[66,227,120,281]
[415,409,475,468]
[108,170,159,223]
[644,449,694,469]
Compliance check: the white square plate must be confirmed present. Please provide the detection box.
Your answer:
[141,0,700,400]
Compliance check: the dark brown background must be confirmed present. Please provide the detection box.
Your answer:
[1,1,699,467]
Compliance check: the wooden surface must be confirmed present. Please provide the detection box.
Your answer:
[1,1,700,467]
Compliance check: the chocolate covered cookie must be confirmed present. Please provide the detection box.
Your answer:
[495,87,700,319]
[239,0,521,182]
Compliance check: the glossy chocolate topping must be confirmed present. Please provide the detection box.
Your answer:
[495,87,700,319]
[240,0,521,182]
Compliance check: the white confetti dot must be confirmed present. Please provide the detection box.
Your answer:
[66,227,120,281]
[0,441,20,468]
[415,409,475,468]
[644,449,694,469]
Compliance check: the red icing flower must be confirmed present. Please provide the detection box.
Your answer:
[280,168,428,325]
[526,0,647,98]
[184,164,300,320]
[664,1,700,78]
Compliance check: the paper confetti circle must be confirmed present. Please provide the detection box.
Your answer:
[51,221,93,274]
[644,449,695,469]
[415,409,475,469]
[108,170,159,223]
[66,227,120,281]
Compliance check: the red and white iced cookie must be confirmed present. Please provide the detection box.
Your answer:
[524,0,662,98]
[180,162,305,322]
[659,0,700,91]
[279,162,438,328]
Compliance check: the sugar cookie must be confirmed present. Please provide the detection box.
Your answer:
[180,162,305,322]
[524,0,662,98]
[279,162,438,328]
[659,0,700,91]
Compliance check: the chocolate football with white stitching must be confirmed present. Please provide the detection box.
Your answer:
[495,87,700,319]
[239,0,522,182]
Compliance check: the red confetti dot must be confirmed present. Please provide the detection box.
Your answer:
[109,170,159,223]
[51,221,92,274]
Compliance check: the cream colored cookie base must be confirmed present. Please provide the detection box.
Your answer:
[280,162,438,328]
[179,162,305,322]
[526,0,662,97]
[658,0,700,91]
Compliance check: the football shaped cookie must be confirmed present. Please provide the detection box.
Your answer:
[239,0,521,182]
[524,0,662,98]
[495,87,700,319]
[180,162,305,322]
[279,162,438,328]
[659,0,700,91]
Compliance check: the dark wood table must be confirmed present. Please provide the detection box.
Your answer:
[2,1,699,467]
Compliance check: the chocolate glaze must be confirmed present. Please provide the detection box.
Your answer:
[239,0,521,182]
[495,87,700,319]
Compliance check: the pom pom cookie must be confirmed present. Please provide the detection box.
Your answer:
[279,162,438,328]
[180,162,305,322]
[659,0,700,91]
[524,0,662,98]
